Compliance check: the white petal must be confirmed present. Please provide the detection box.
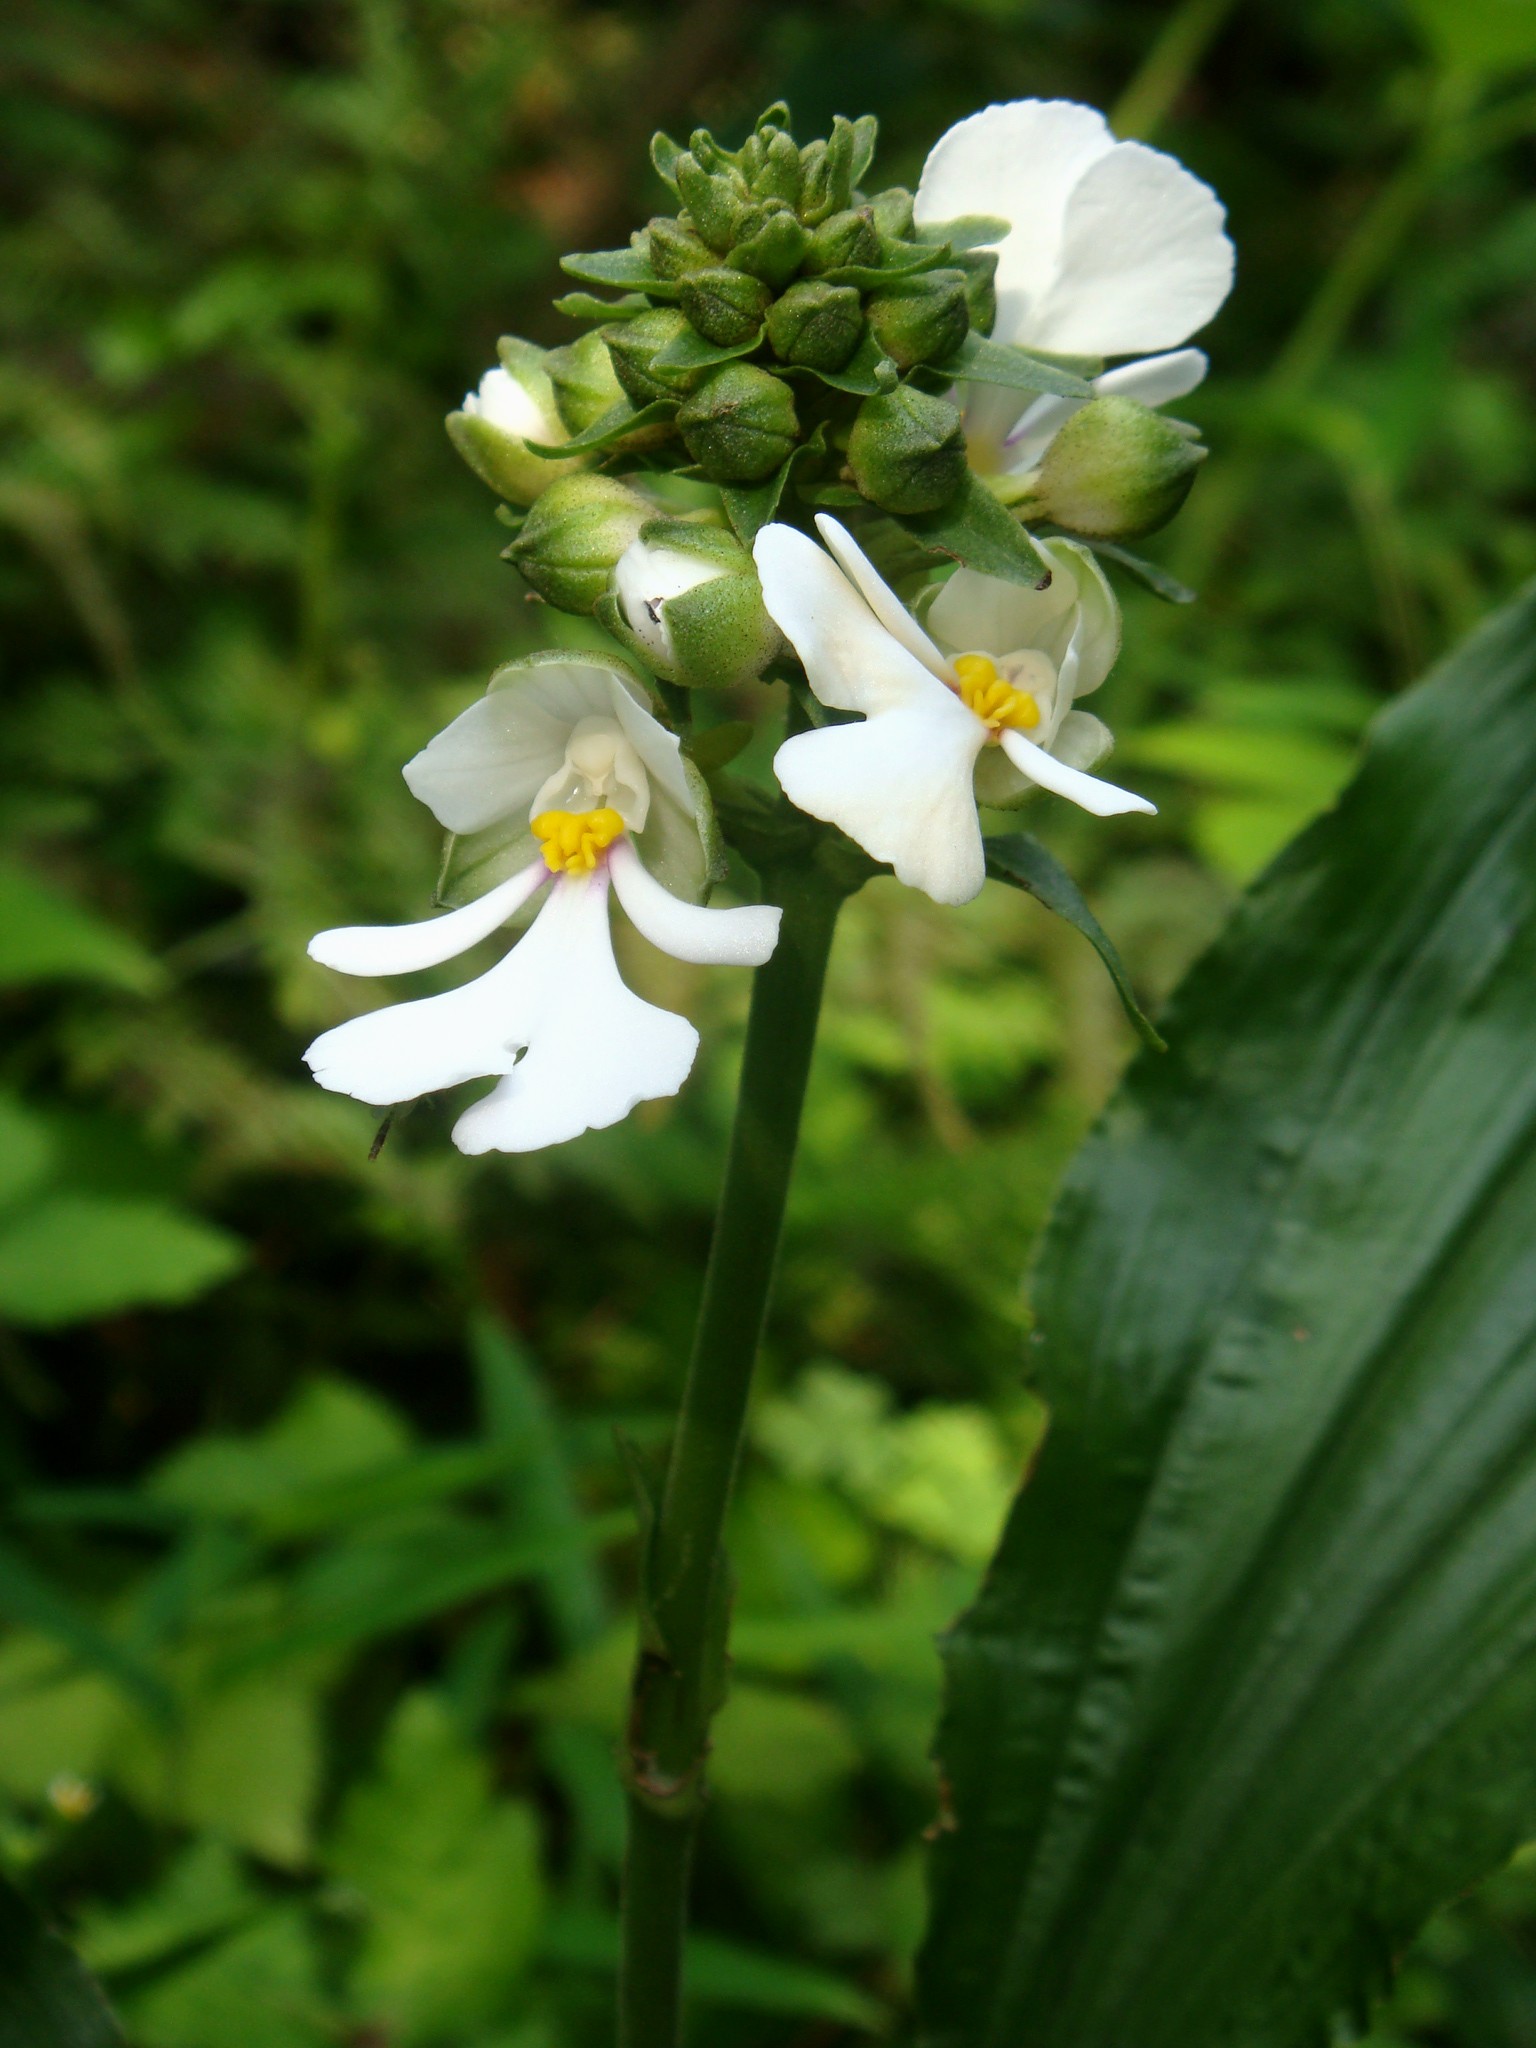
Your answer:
[915,100,1116,348]
[813,516,952,682]
[463,366,559,442]
[1043,538,1120,704]
[1052,708,1114,772]
[1027,141,1234,356]
[450,873,698,1154]
[753,523,943,717]
[1000,392,1082,472]
[928,561,1079,668]
[773,697,988,906]
[307,861,549,977]
[1097,347,1208,409]
[613,539,718,669]
[609,839,780,966]
[999,726,1154,816]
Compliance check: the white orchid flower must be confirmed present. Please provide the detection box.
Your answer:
[755,515,1152,907]
[914,98,1234,474]
[303,655,780,1155]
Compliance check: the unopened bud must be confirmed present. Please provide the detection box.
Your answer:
[752,129,803,208]
[545,330,626,433]
[766,280,864,372]
[447,346,580,505]
[677,364,800,485]
[728,207,808,289]
[647,216,713,280]
[503,474,650,615]
[1028,396,1207,539]
[604,308,697,405]
[676,151,749,254]
[601,521,780,688]
[804,206,880,275]
[866,268,970,369]
[847,385,967,514]
[678,266,772,347]
[798,116,857,225]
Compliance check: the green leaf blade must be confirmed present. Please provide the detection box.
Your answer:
[919,582,1536,2048]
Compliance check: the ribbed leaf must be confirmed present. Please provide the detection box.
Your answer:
[918,584,1536,2047]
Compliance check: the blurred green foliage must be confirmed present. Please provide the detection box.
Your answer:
[2,0,1535,2041]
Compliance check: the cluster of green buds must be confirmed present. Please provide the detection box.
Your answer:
[444,101,1215,692]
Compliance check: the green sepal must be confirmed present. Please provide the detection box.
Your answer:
[984,832,1165,1052]
[901,472,1053,585]
[545,329,627,431]
[915,212,1009,250]
[779,329,894,397]
[1088,539,1197,605]
[445,408,578,506]
[847,113,879,188]
[682,748,729,887]
[718,422,828,546]
[553,289,651,322]
[823,240,951,289]
[935,333,1096,399]
[650,130,684,193]
[526,397,677,458]
[559,246,678,295]
[650,325,764,378]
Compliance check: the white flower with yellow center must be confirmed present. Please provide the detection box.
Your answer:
[754,515,1152,907]
[303,655,779,1154]
[914,98,1234,475]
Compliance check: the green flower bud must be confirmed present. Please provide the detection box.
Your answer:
[446,342,582,505]
[1028,396,1207,539]
[954,248,999,337]
[765,279,864,372]
[545,329,626,433]
[847,385,967,514]
[803,206,880,275]
[503,474,651,615]
[798,116,857,225]
[604,308,697,405]
[752,129,803,208]
[677,363,799,484]
[728,207,808,289]
[647,215,713,280]
[675,151,749,254]
[600,520,781,688]
[678,265,772,347]
[867,186,916,239]
[866,268,970,369]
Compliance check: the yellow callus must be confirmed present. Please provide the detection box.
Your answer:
[952,652,1041,737]
[532,806,626,874]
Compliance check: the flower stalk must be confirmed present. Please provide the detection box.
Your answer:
[618,825,854,2048]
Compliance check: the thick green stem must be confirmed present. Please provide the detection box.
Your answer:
[617,856,846,2048]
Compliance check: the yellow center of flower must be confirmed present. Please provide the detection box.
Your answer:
[952,653,1041,738]
[532,806,625,874]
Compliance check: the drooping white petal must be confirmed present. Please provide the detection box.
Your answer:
[813,516,953,682]
[754,523,944,718]
[999,725,1154,816]
[450,873,698,1154]
[915,100,1116,346]
[608,839,779,966]
[774,696,989,906]
[307,861,549,978]
[1097,347,1208,409]
[1026,142,1233,356]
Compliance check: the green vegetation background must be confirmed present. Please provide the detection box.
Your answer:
[2,0,1535,2042]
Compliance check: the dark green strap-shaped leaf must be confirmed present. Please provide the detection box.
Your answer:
[902,474,1050,587]
[0,1872,123,2048]
[936,333,1095,399]
[918,582,1536,2048]
[985,834,1165,1051]
[781,331,893,398]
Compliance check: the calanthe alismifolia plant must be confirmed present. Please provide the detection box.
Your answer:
[303,93,1232,2048]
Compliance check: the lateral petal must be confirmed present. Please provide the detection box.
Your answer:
[307,862,549,977]
[608,839,780,966]
[999,725,1155,816]
[754,523,946,718]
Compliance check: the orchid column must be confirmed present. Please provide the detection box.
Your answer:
[300,93,1232,2048]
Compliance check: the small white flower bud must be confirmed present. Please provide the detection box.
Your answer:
[601,522,781,689]
[614,540,722,672]
[447,345,583,505]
